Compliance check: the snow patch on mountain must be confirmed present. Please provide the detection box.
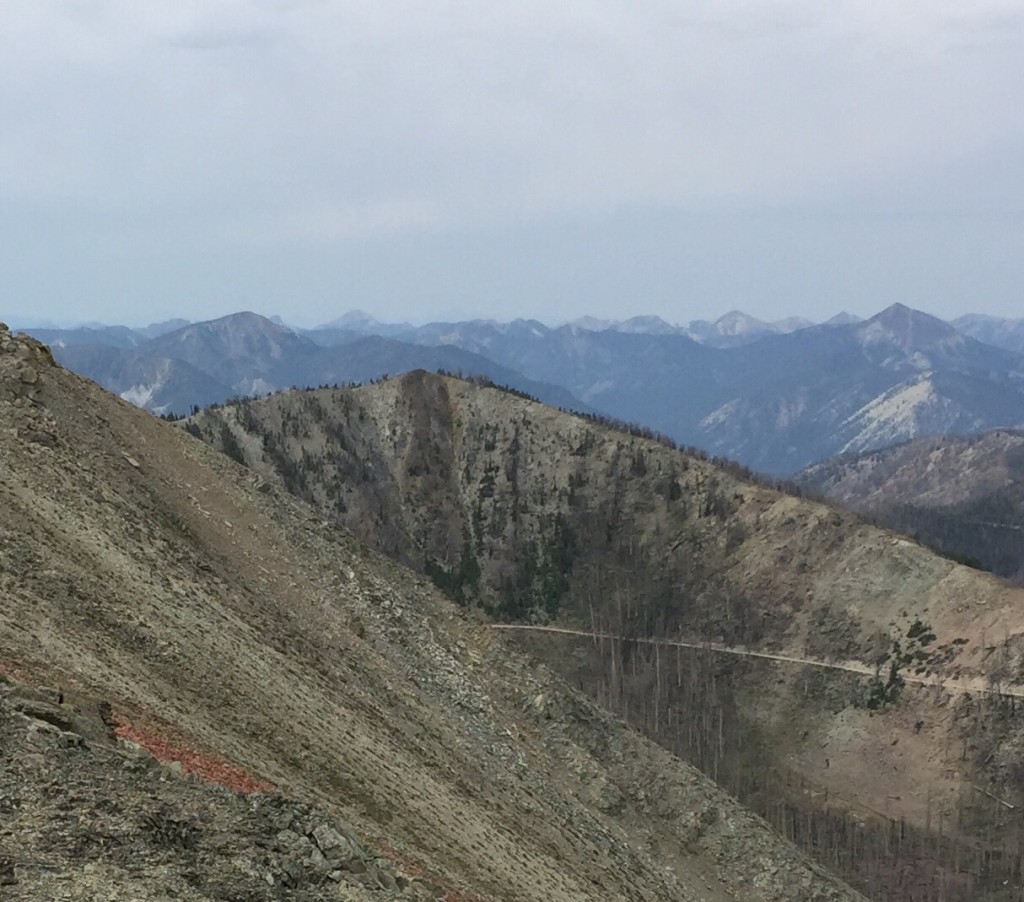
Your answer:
[120,382,163,410]
[699,398,747,430]
[839,377,948,453]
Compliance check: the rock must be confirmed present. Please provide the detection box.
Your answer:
[26,721,63,750]
[23,429,57,447]
[402,878,446,900]
[279,855,306,887]
[56,730,86,750]
[375,866,398,891]
[0,856,17,886]
[350,865,384,889]
[307,846,331,874]
[275,828,302,848]
[12,696,75,731]
[160,760,185,779]
[311,822,361,864]
[20,366,38,385]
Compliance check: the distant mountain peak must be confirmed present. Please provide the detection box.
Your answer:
[869,302,941,325]
[951,313,1024,355]
[862,304,958,350]
[319,309,380,329]
[140,318,191,339]
[566,316,614,331]
[712,310,772,336]
[771,316,815,334]
[614,315,681,335]
[190,311,294,335]
[824,311,862,327]
[204,310,274,326]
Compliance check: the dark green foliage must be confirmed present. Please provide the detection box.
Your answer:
[235,399,260,433]
[425,542,481,605]
[907,619,937,645]
[534,514,576,619]
[495,539,540,621]
[865,621,937,710]
[866,656,905,710]
[218,423,247,467]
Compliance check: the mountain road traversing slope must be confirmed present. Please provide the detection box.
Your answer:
[490,624,1024,700]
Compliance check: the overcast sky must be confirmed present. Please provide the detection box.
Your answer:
[2,1,1022,328]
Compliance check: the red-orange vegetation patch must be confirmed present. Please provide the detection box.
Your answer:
[114,717,274,795]
[0,663,29,683]
[374,842,429,880]
[374,843,486,902]
[0,656,53,687]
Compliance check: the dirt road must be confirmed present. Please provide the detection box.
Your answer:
[491,623,1024,700]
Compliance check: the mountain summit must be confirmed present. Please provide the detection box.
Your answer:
[858,303,962,355]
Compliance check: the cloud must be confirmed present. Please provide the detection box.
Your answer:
[219,198,446,246]
[167,28,278,52]
[0,1,1021,323]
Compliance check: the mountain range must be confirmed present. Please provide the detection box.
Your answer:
[952,314,1024,355]
[0,323,867,901]
[9,315,1024,898]
[41,312,584,418]
[21,304,1024,473]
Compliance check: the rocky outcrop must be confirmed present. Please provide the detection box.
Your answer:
[0,324,60,446]
[0,678,441,900]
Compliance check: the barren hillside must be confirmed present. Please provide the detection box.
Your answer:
[797,430,1024,582]
[190,371,1024,899]
[0,326,861,900]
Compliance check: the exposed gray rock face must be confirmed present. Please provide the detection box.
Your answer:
[0,679,438,901]
[1,324,52,406]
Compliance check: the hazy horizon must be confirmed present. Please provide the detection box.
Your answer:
[6,301,1010,334]
[3,3,1021,328]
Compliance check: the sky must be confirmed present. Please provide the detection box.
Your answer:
[1,1,1022,328]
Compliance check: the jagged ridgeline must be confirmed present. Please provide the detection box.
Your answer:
[190,370,1024,901]
[0,327,865,900]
